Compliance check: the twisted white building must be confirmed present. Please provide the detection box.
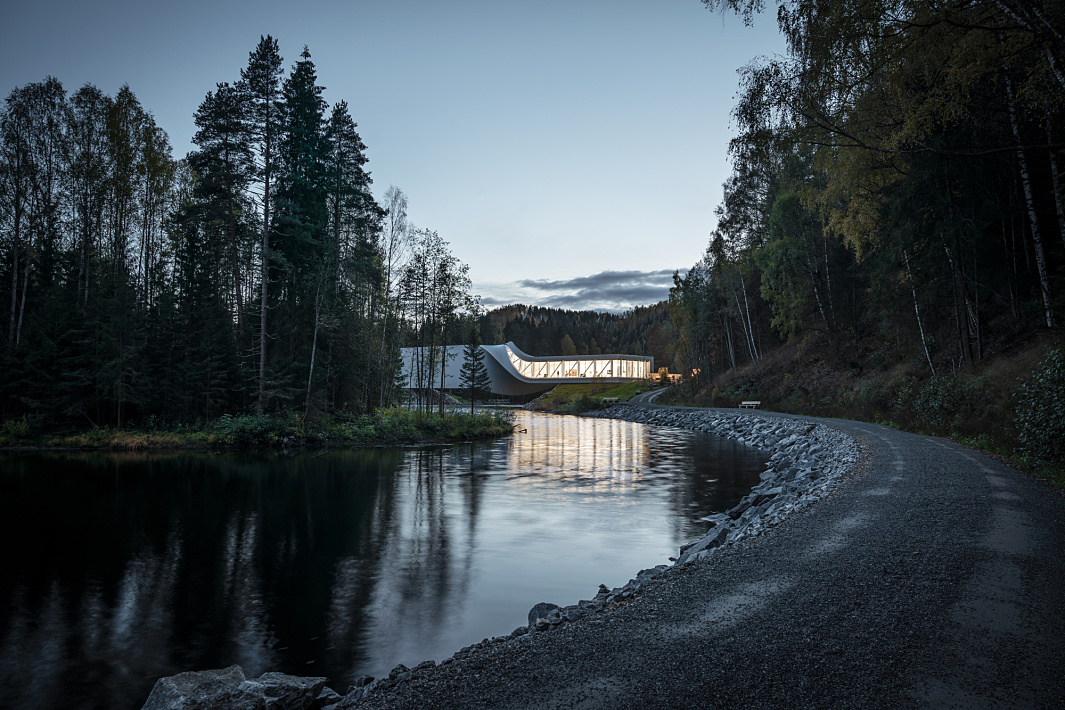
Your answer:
[400,342,654,396]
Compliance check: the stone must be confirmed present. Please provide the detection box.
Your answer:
[413,660,436,671]
[314,687,342,708]
[387,664,409,681]
[528,602,560,626]
[142,665,262,710]
[254,672,327,710]
[353,676,374,688]
[562,606,588,622]
[510,626,528,637]
[677,523,732,565]
[728,496,754,519]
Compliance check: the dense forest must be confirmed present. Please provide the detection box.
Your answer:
[667,1,1064,394]
[0,37,478,429]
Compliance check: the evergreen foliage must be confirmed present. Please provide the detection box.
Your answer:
[459,325,492,412]
[0,39,474,432]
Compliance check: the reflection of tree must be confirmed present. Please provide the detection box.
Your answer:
[0,449,401,710]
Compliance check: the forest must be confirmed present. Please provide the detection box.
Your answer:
[0,37,483,431]
[660,1,1063,455]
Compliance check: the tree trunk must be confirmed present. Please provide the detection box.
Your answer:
[738,269,759,361]
[305,282,322,421]
[905,250,936,376]
[1005,73,1055,327]
[258,135,271,413]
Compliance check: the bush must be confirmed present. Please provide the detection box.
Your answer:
[1015,348,1065,461]
[214,414,288,448]
[2,416,31,440]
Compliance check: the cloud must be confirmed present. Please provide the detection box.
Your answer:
[476,269,675,312]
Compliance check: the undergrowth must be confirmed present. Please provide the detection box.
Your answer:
[667,337,1065,488]
[0,407,515,451]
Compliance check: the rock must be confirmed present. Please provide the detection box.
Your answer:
[677,523,732,565]
[141,666,331,710]
[562,606,587,622]
[314,686,342,709]
[353,676,374,688]
[728,496,754,520]
[752,487,783,507]
[252,672,327,710]
[510,626,528,637]
[142,666,261,710]
[528,602,560,626]
[413,660,436,671]
[387,664,409,681]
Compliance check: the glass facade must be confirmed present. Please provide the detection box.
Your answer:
[504,345,649,380]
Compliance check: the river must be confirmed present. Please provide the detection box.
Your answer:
[0,410,768,709]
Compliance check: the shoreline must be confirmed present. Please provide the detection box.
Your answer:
[141,404,863,709]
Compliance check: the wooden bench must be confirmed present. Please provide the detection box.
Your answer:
[738,400,761,409]
[601,397,619,404]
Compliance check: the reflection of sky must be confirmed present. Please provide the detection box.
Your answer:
[354,411,767,677]
[0,416,767,707]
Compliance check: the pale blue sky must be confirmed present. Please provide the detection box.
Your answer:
[1,0,785,311]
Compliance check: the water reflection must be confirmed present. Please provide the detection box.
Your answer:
[0,411,767,710]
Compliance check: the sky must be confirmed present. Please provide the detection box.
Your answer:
[1,0,786,312]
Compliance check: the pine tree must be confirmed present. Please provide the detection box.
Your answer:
[240,35,284,413]
[459,325,492,413]
[190,82,252,333]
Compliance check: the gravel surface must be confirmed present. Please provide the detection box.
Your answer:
[344,408,1065,709]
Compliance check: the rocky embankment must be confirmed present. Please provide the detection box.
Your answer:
[140,406,861,709]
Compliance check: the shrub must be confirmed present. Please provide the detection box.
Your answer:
[1015,348,1065,461]
[2,416,31,440]
[214,414,287,448]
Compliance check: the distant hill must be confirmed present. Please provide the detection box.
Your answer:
[480,302,676,371]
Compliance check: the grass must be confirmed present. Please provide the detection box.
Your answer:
[0,407,515,451]
[533,380,653,413]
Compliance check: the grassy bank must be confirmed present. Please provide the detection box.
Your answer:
[0,407,515,451]
[662,335,1065,488]
[533,381,653,413]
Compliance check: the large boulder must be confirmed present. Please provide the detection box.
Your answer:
[141,665,330,710]
[142,666,263,710]
[528,602,560,626]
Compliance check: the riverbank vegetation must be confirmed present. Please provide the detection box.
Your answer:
[532,381,650,413]
[0,407,514,450]
[658,2,1065,482]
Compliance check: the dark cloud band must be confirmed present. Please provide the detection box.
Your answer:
[477,269,675,312]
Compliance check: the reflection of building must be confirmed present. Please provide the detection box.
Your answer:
[400,342,654,396]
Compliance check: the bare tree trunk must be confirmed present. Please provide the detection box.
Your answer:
[738,269,760,361]
[16,247,31,345]
[905,250,936,376]
[1006,73,1055,327]
[305,282,322,421]
[258,127,272,413]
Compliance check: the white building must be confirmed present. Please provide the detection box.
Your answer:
[400,341,654,396]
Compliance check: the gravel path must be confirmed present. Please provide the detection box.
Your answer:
[345,408,1065,709]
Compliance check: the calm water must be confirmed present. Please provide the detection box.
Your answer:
[0,411,768,710]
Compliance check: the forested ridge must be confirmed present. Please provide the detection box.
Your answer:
[662,1,1064,463]
[0,37,484,432]
[481,302,677,368]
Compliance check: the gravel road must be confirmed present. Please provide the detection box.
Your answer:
[349,409,1065,709]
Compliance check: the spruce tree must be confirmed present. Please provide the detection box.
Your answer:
[240,35,283,413]
[459,325,492,413]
